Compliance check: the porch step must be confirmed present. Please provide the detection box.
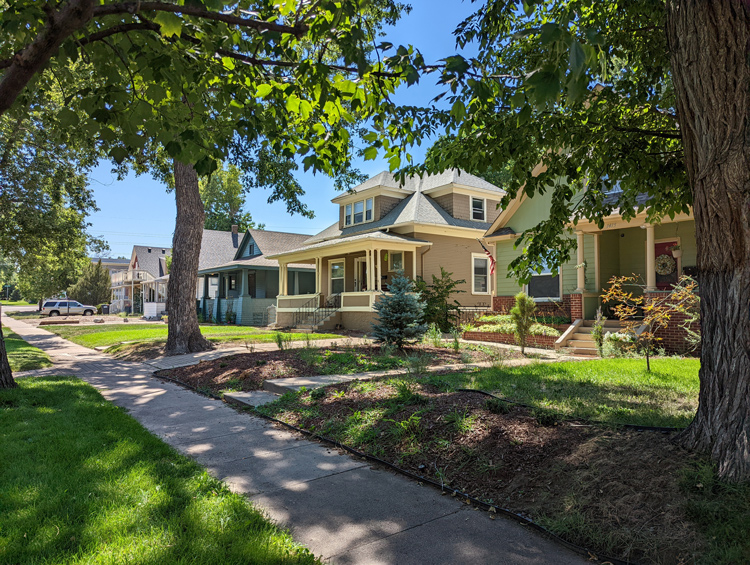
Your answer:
[573,347,599,356]
[571,332,596,342]
[569,339,597,349]
[581,320,623,328]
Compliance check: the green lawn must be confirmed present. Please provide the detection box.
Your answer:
[4,331,52,372]
[44,323,339,349]
[424,357,700,428]
[0,376,318,564]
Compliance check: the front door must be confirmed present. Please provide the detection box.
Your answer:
[654,240,680,290]
[354,257,368,291]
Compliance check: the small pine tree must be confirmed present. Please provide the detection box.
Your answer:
[9,288,21,301]
[372,271,427,349]
[510,291,536,354]
[68,260,112,306]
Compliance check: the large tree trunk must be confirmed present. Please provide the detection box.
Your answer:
[0,320,18,389]
[666,0,750,481]
[165,160,212,356]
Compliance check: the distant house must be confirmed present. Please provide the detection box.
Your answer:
[110,246,171,314]
[197,228,315,325]
[269,170,504,331]
[91,257,130,274]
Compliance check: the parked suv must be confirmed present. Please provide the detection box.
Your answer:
[41,300,96,317]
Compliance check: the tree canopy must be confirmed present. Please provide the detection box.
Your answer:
[199,163,263,232]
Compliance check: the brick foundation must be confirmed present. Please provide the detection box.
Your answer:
[569,293,583,320]
[644,292,700,355]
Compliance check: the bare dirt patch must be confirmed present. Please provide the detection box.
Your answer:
[262,379,706,564]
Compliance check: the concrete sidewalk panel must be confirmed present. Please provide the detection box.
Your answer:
[173,427,309,465]
[333,506,585,565]
[249,466,465,559]
[206,442,367,496]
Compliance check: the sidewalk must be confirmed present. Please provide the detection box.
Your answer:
[3,313,586,564]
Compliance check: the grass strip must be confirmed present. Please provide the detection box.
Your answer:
[0,376,318,564]
[44,323,339,349]
[3,331,53,372]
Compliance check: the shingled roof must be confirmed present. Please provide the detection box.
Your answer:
[198,229,240,271]
[131,245,171,278]
[344,170,504,195]
[306,191,492,245]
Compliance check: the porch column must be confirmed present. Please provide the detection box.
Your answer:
[411,250,417,281]
[576,231,586,292]
[593,233,601,292]
[645,224,656,290]
[375,249,382,291]
[278,263,286,296]
[315,258,321,294]
[368,249,375,290]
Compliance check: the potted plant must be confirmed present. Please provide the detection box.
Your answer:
[671,244,683,258]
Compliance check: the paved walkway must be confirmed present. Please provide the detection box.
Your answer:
[3,313,586,564]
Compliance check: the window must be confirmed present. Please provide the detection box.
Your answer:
[228,276,237,291]
[472,197,486,221]
[344,197,374,226]
[353,200,364,223]
[527,261,560,300]
[330,261,345,294]
[472,256,490,294]
[246,242,255,256]
[388,251,404,272]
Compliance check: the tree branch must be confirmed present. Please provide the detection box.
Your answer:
[77,22,160,47]
[92,2,308,38]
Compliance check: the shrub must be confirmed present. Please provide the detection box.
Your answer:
[372,271,427,348]
[591,307,606,356]
[510,292,536,354]
[424,323,443,348]
[414,267,466,331]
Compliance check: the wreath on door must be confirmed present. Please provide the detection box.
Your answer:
[655,254,676,275]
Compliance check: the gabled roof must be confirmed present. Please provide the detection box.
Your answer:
[340,169,505,197]
[198,229,240,271]
[199,228,314,274]
[306,192,491,245]
[131,245,171,277]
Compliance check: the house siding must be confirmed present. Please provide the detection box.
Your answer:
[376,195,402,220]
[434,194,454,216]
[411,232,493,307]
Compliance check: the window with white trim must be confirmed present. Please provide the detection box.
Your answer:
[330,261,345,294]
[388,251,404,272]
[471,197,486,221]
[343,197,374,226]
[472,255,490,294]
[526,260,560,300]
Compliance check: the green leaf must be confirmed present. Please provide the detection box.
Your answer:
[57,108,79,128]
[450,99,466,121]
[363,146,378,161]
[153,12,182,37]
[109,147,128,164]
[256,84,274,98]
[526,70,560,105]
[568,41,586,78]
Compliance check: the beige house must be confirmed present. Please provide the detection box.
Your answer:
[269,170,504,331]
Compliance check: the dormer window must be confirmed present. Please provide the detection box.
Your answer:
[471,198,486,221]
[345,197,374,226]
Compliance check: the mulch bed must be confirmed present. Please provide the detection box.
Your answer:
[156,344,517,395]
[263,379,706,564]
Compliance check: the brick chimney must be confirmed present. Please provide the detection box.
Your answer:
[231,224,238,235]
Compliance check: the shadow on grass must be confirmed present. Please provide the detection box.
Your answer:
[0,377,318,564]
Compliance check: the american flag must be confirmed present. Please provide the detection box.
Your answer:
[477,239,496,275]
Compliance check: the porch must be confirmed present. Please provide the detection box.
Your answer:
[198,265,314,325]
[141,276,168,319]
[273,234,430,331]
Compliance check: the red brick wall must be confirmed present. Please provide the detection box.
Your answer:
[570,294,583,320]
[462,331,558,349]
[493,294,572,318]
[644,292,701,355]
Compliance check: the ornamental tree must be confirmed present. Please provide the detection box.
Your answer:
[1,0,416,359]
[367,1,750,481]
[372,271,427,348]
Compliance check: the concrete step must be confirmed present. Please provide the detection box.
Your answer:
[573,347,599,356]
[569,339,597,348]
[571,332,595,342]
[581,320,623,328]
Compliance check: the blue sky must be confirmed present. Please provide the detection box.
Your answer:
[87,1,477,258]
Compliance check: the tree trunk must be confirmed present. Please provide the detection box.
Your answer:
[165,160,212,356]
[0,321,18,389]
[666,0,750,481]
